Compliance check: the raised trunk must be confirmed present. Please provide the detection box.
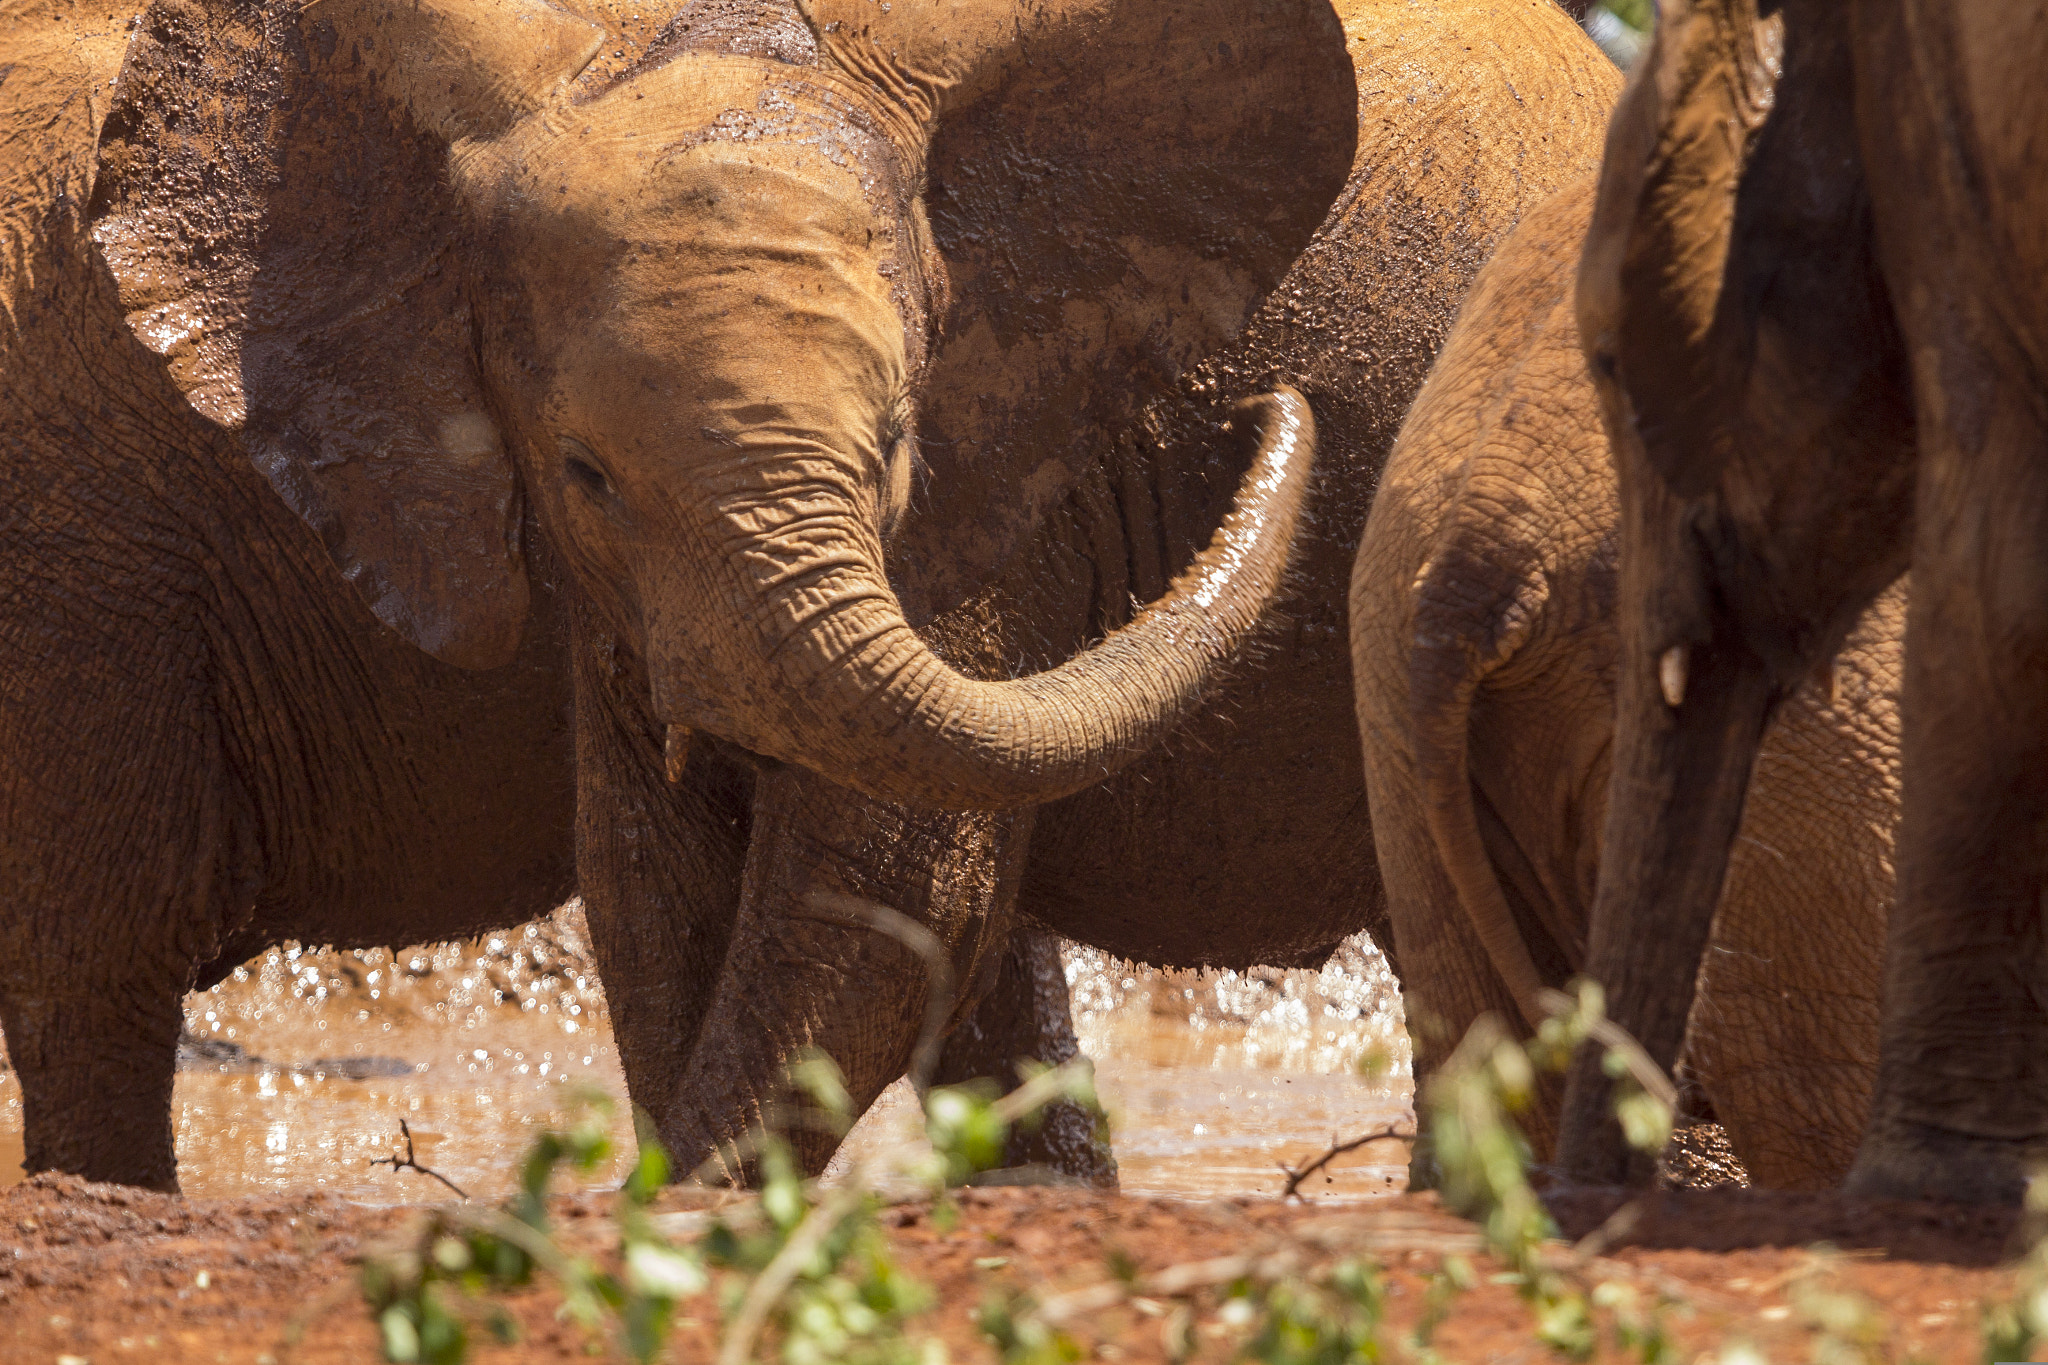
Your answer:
[1555,625,1778,1186]
[677,389,1314,811]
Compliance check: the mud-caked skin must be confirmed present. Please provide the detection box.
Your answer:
[1561,0,2048,1204]
[0,0,581,1193]
[4,0,1337,1191]
[1351,179,1905,1189]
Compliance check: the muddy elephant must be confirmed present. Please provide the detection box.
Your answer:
[1350,175,1905,1189]
[572,0,1630,1180]
[1555,0,2048,1204]
[3,0,1346,1192]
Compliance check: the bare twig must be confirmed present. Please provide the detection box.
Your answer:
[368,1119,471,1201]
[1277,1126,1412,1199]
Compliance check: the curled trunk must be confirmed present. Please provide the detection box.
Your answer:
[676,389,1316,812]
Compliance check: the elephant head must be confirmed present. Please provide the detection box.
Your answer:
[1558,0,1915,1182]
[87,0,1354,809]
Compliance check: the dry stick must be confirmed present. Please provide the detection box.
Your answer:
[1277,1126,1412,1199]
[369,1118,471,1201]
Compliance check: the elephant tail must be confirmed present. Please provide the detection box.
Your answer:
[1405,540,1552,1030]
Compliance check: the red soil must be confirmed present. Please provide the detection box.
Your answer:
[0,1174,2026,1363]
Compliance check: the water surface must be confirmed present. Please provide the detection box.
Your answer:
[0,906,1413,1203]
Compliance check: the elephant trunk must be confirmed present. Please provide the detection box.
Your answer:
[1554,577,1780,1186]
[663,389,1313,812]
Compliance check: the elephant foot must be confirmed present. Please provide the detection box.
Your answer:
[999,1094,1117,1189]
[1844,1119,2040,1205]
[1,988,183,1193]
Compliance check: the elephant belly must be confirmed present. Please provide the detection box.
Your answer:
[229,564,580,957]
[1021,630,1384,970]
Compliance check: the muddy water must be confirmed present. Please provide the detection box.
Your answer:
[0,906,1413,1204]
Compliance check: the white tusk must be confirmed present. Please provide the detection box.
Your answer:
[1815,655,1841,707]
[665,725,692,784]
[1659,646,1688,709]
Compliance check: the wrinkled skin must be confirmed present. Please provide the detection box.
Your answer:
[0,0,579,1192]
[1558,0,2048,1203]
[1352,178,1904,1189]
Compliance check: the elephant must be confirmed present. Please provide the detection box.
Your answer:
[614,0,1627,1180]
[1349,173,1906,1190]
[2,0,1340,1194]
[1554,0,2048,1204]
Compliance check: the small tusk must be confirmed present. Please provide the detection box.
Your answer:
[1813,654,1841,707]
[1658,646,1688,709]
[664,725,692,784]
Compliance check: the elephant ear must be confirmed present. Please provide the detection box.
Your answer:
[88,0,603,668]
[1578,0,1782,497]
[806,0,1356,617]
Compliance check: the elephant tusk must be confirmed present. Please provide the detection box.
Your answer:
[1658,646,1688,709]
[665,724,692,784]
[1813,654,1841,707]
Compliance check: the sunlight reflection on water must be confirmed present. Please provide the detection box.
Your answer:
[0,905,1412,1203]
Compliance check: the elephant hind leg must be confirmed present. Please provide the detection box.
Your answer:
[933,924,1116,1186]
[0,643,239,1192]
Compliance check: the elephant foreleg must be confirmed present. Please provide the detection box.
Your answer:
[651,767,1031,1179]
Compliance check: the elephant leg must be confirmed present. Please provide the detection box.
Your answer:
[651,766,1031,1179]
[1841,436,2048,1202]
[932,923,1116,1185]
[1679,593,1899,1191]
[0,662,231,1191]
[1,986,185,1192]
[570,634,753,1136]
[1847,500,2048,1201]
[1371,789,1564,1177]
[1360,685,1575,1181]
[1845,6,2048,1201]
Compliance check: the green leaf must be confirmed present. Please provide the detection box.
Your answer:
[626,1242,709,1300]
[380,1305,422,1363]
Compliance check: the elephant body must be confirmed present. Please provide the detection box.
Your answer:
[631,0,1629,1178]
[0,0,579,1189]
[1350,178,1903,1188]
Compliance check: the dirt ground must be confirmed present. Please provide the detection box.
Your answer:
[0,1174,2029,1364]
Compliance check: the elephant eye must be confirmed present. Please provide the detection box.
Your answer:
[559,436,619,501]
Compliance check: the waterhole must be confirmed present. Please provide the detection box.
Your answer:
[0,904,1413,1203]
